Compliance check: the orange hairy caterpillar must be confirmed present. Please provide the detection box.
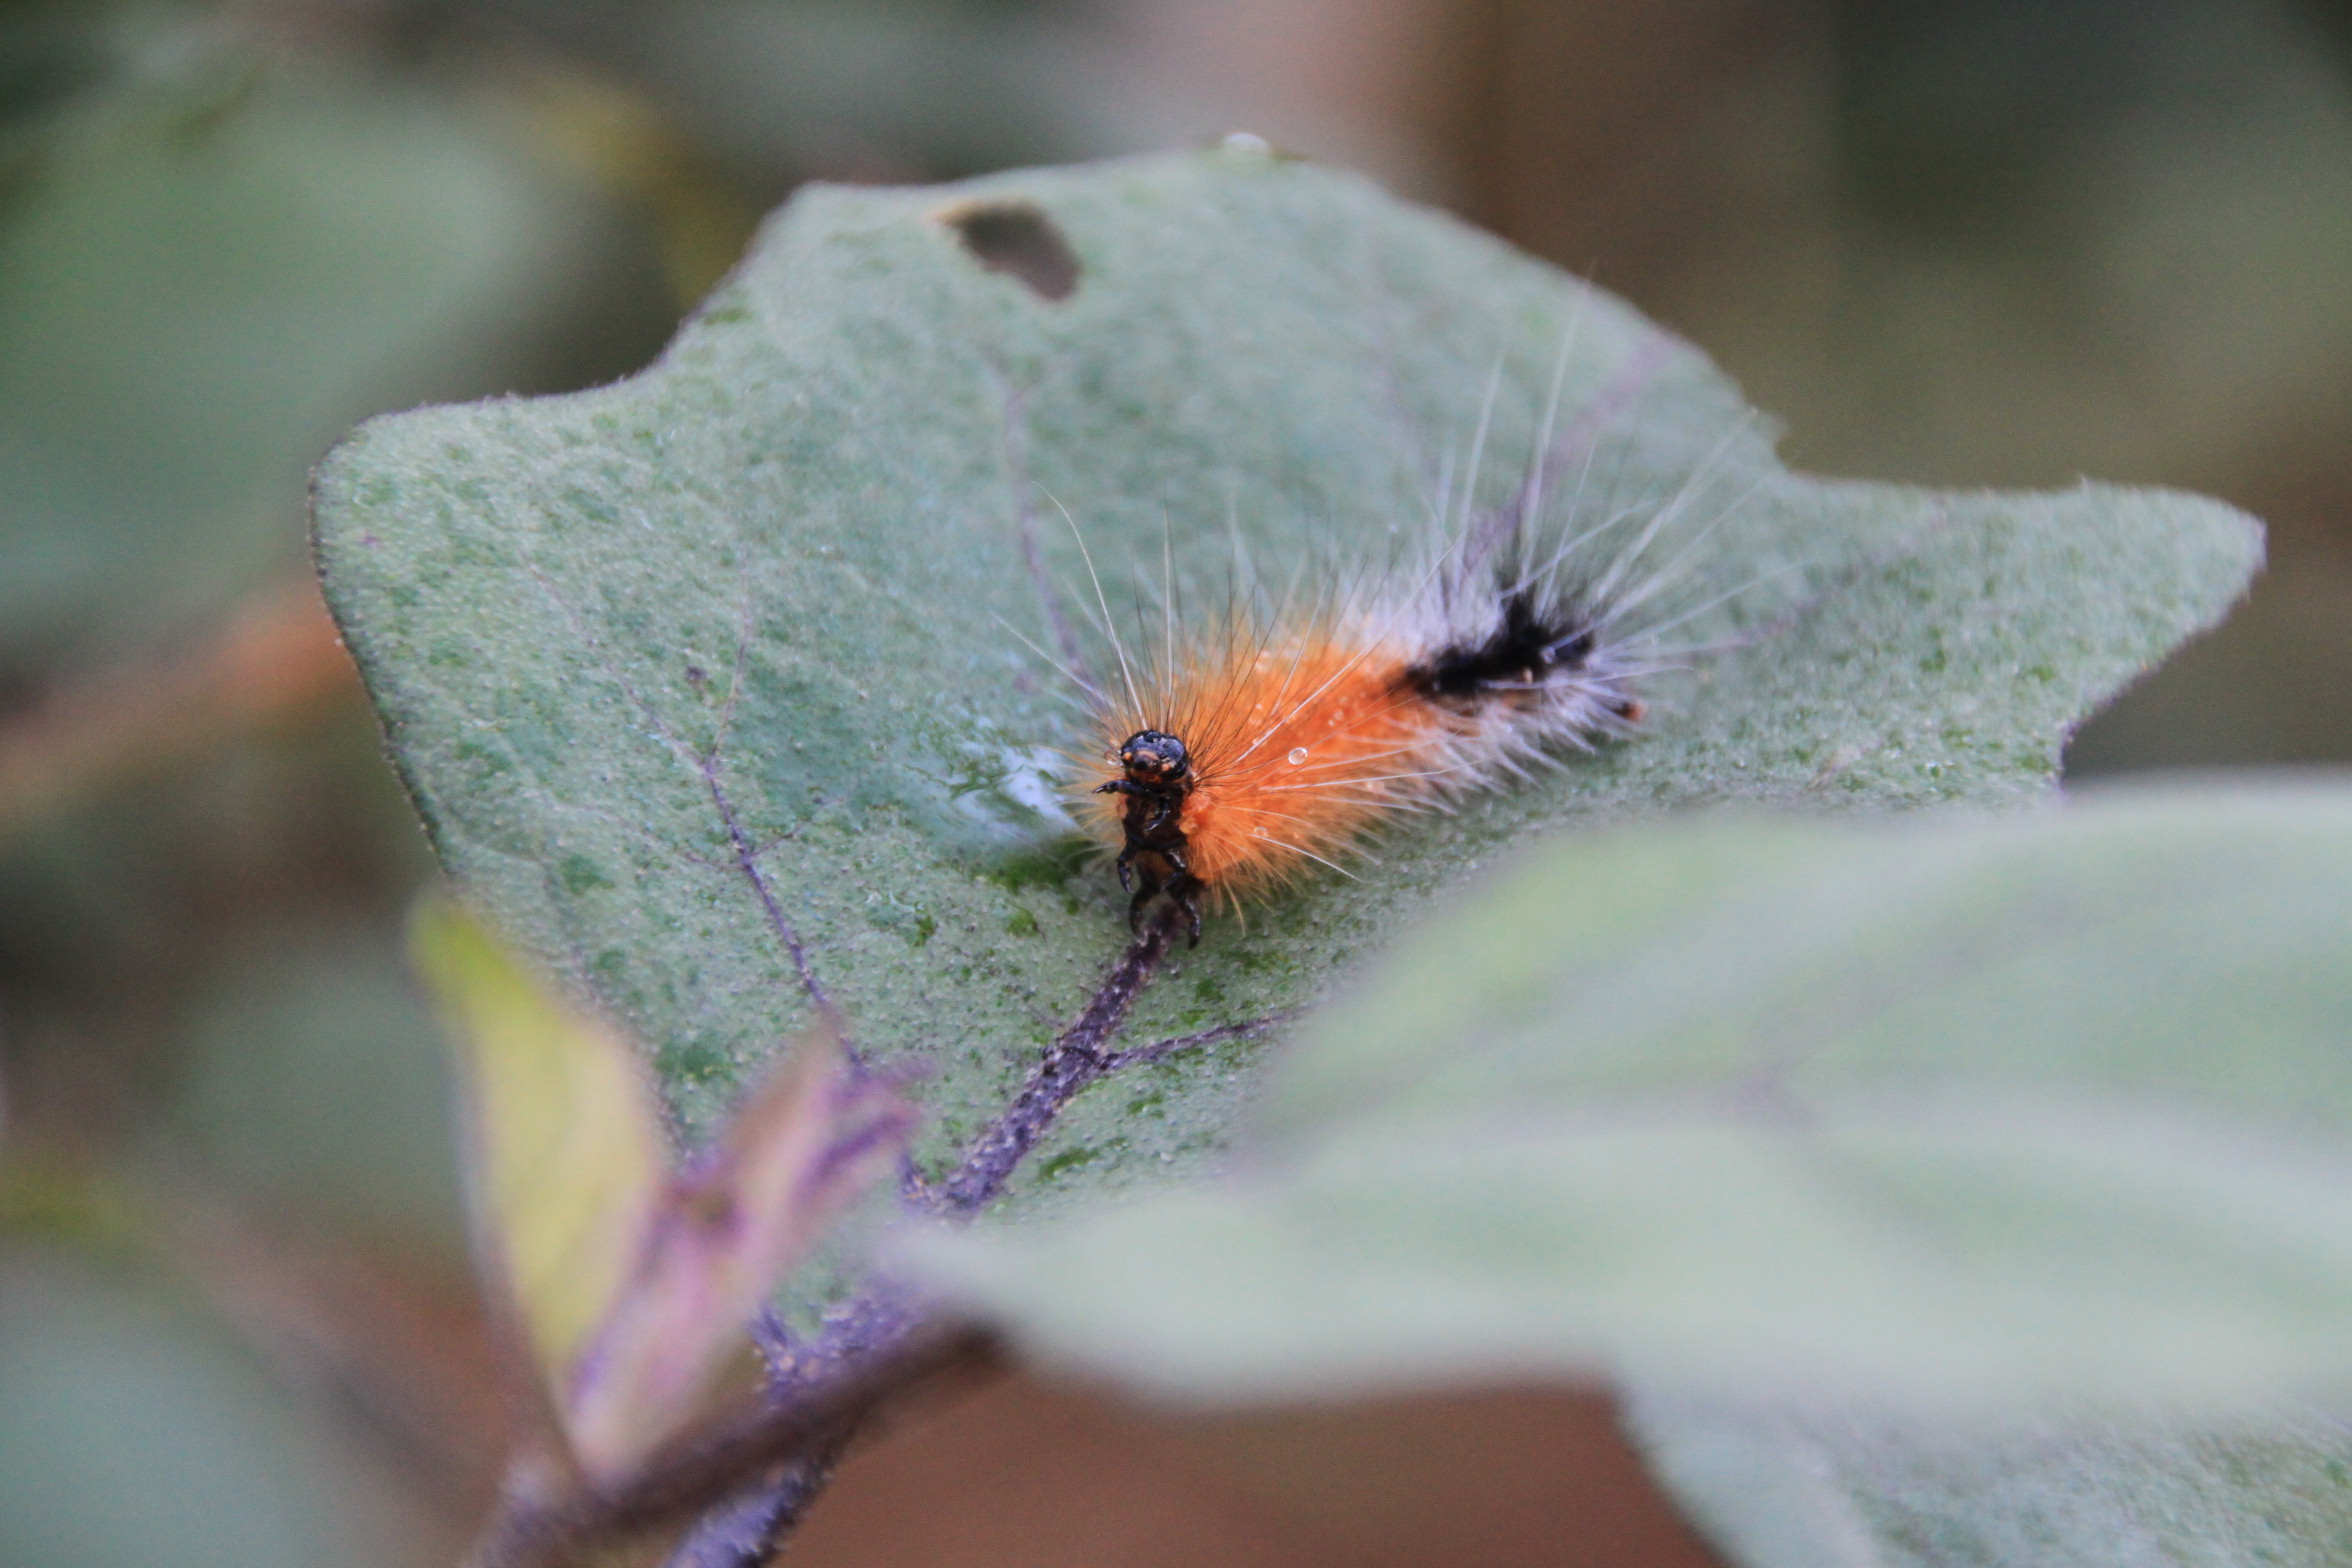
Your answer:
[1046,449,1718,943]
[1025,342,1755,946]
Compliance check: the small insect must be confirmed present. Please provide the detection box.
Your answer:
[1077,553,1658,944]
[1031,357,1754,945]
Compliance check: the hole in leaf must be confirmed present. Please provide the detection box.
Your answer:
[940,201,1082,301]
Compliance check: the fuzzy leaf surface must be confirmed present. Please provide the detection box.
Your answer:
[1626,1391,2352,1568]
[909,782,2352,1405]
[314,151,2257,1202]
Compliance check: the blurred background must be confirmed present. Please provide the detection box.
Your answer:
[3,1,2350,1563]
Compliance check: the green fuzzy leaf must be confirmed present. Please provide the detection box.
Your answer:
[907,781,2352,1405]
[312,148,2256,1209]
[1626,1391,2352,1568]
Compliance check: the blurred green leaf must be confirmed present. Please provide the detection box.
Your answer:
[0,55,628,681]
[1627,1390,2352,1568]
[312,148,2256,1226]
[908,781,2352,1406]
[0,1252,429,1568]
[161,918,464,1250]
[618,0,1109,180]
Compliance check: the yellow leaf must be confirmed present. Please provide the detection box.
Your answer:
[410,898,666,1400]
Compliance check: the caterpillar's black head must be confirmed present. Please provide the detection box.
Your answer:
[1116,729,1191,786]
[1406,589,1598,702]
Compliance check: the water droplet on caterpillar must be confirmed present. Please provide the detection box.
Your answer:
[1286,747,1309,765]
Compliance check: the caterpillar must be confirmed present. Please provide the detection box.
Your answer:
[1014,345,1755,946]
[1071,525,1659,944]
[1046,448,1750,945]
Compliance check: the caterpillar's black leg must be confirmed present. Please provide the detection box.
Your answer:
[1171,876,1203,947]
[1125,862,1163,934]
[1114,844,1135,894]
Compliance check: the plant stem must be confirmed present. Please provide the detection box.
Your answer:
[465,1324,997,1568]
[658,913,1179,1567]
[657,908,1292,1567]
[659,1447,843,1568]
[704,757,846,1045]
[939,904,1179,1214]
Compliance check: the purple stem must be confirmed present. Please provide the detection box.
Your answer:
[701,752,848,1050]
[938,906,1180,1214]
[664,911,1302,1568]
[1102,1009,1299,1073]
[661,1454,840,1568]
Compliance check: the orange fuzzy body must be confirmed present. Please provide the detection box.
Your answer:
[1080,629,1457,905]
